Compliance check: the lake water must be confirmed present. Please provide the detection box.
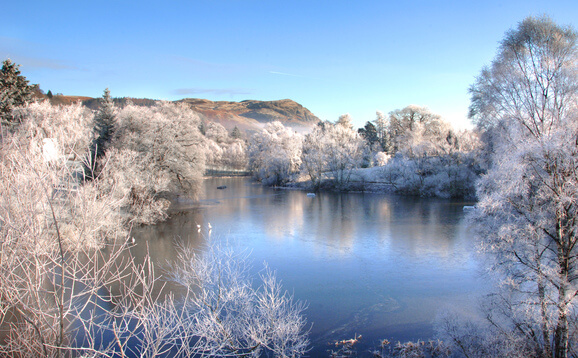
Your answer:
[132,177,486,355]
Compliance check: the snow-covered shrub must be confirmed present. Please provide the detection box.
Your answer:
[374,151,390,166]
[380,156,422,195]
[166,241,310,357]
[380,152,481,199]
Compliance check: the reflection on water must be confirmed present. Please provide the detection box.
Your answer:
[133,177,484,355]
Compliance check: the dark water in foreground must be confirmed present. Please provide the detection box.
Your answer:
[132,177,486,356]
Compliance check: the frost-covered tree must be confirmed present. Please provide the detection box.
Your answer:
[202,121,248,170]
[387,105,446,154]
[374,110,389,152]
[399,120,453,158]
[300,123,327,189]
[221,139,248,169]
[468,16,578,358]
[204,138,224,168]
[0,103,131,356]
[11,101,93,161]
[301,118,364,189]
[336,113,354,129]
[377,105,481,198]
[0,59,36,123]
[248,121,302,186]
[204,121,229,144]
[324,119,364,187]
[100,102,206,224]
[380,142,480,199]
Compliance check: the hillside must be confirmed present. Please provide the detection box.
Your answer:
[55,95,319,133]
[49,95,93,106]
[177,98,319,132]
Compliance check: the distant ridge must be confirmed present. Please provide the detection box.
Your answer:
[177,98,320,132]
[49,95,319,133]
[47,95,93,106]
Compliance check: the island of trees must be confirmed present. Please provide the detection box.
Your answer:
[1,15,578,358]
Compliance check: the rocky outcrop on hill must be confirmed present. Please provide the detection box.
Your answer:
[177,98,319,132]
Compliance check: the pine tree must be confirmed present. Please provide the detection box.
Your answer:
[358,121,378,146]
[94,88,115,147]
[230,126,242,139]
[0,59,36,123]
[86,88,116,179]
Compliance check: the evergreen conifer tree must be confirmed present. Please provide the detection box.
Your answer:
[0,59,36,123]
[230,125,242,139]
[358,121,378,146]
[86,88,116,178]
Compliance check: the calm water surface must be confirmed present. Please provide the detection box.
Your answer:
[132,177,486,355]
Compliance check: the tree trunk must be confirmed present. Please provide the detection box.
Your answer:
[538,277,552,358]
[554,284,568,358]
[554,219,570,358]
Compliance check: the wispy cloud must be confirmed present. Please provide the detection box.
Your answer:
[172,88,253,96]
[269,71,307,78]
[19,57,78,70]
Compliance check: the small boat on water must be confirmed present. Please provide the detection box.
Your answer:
[217,186,227,190]
[306,193,316,197]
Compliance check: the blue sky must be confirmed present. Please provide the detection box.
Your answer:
[2,1,578,129]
